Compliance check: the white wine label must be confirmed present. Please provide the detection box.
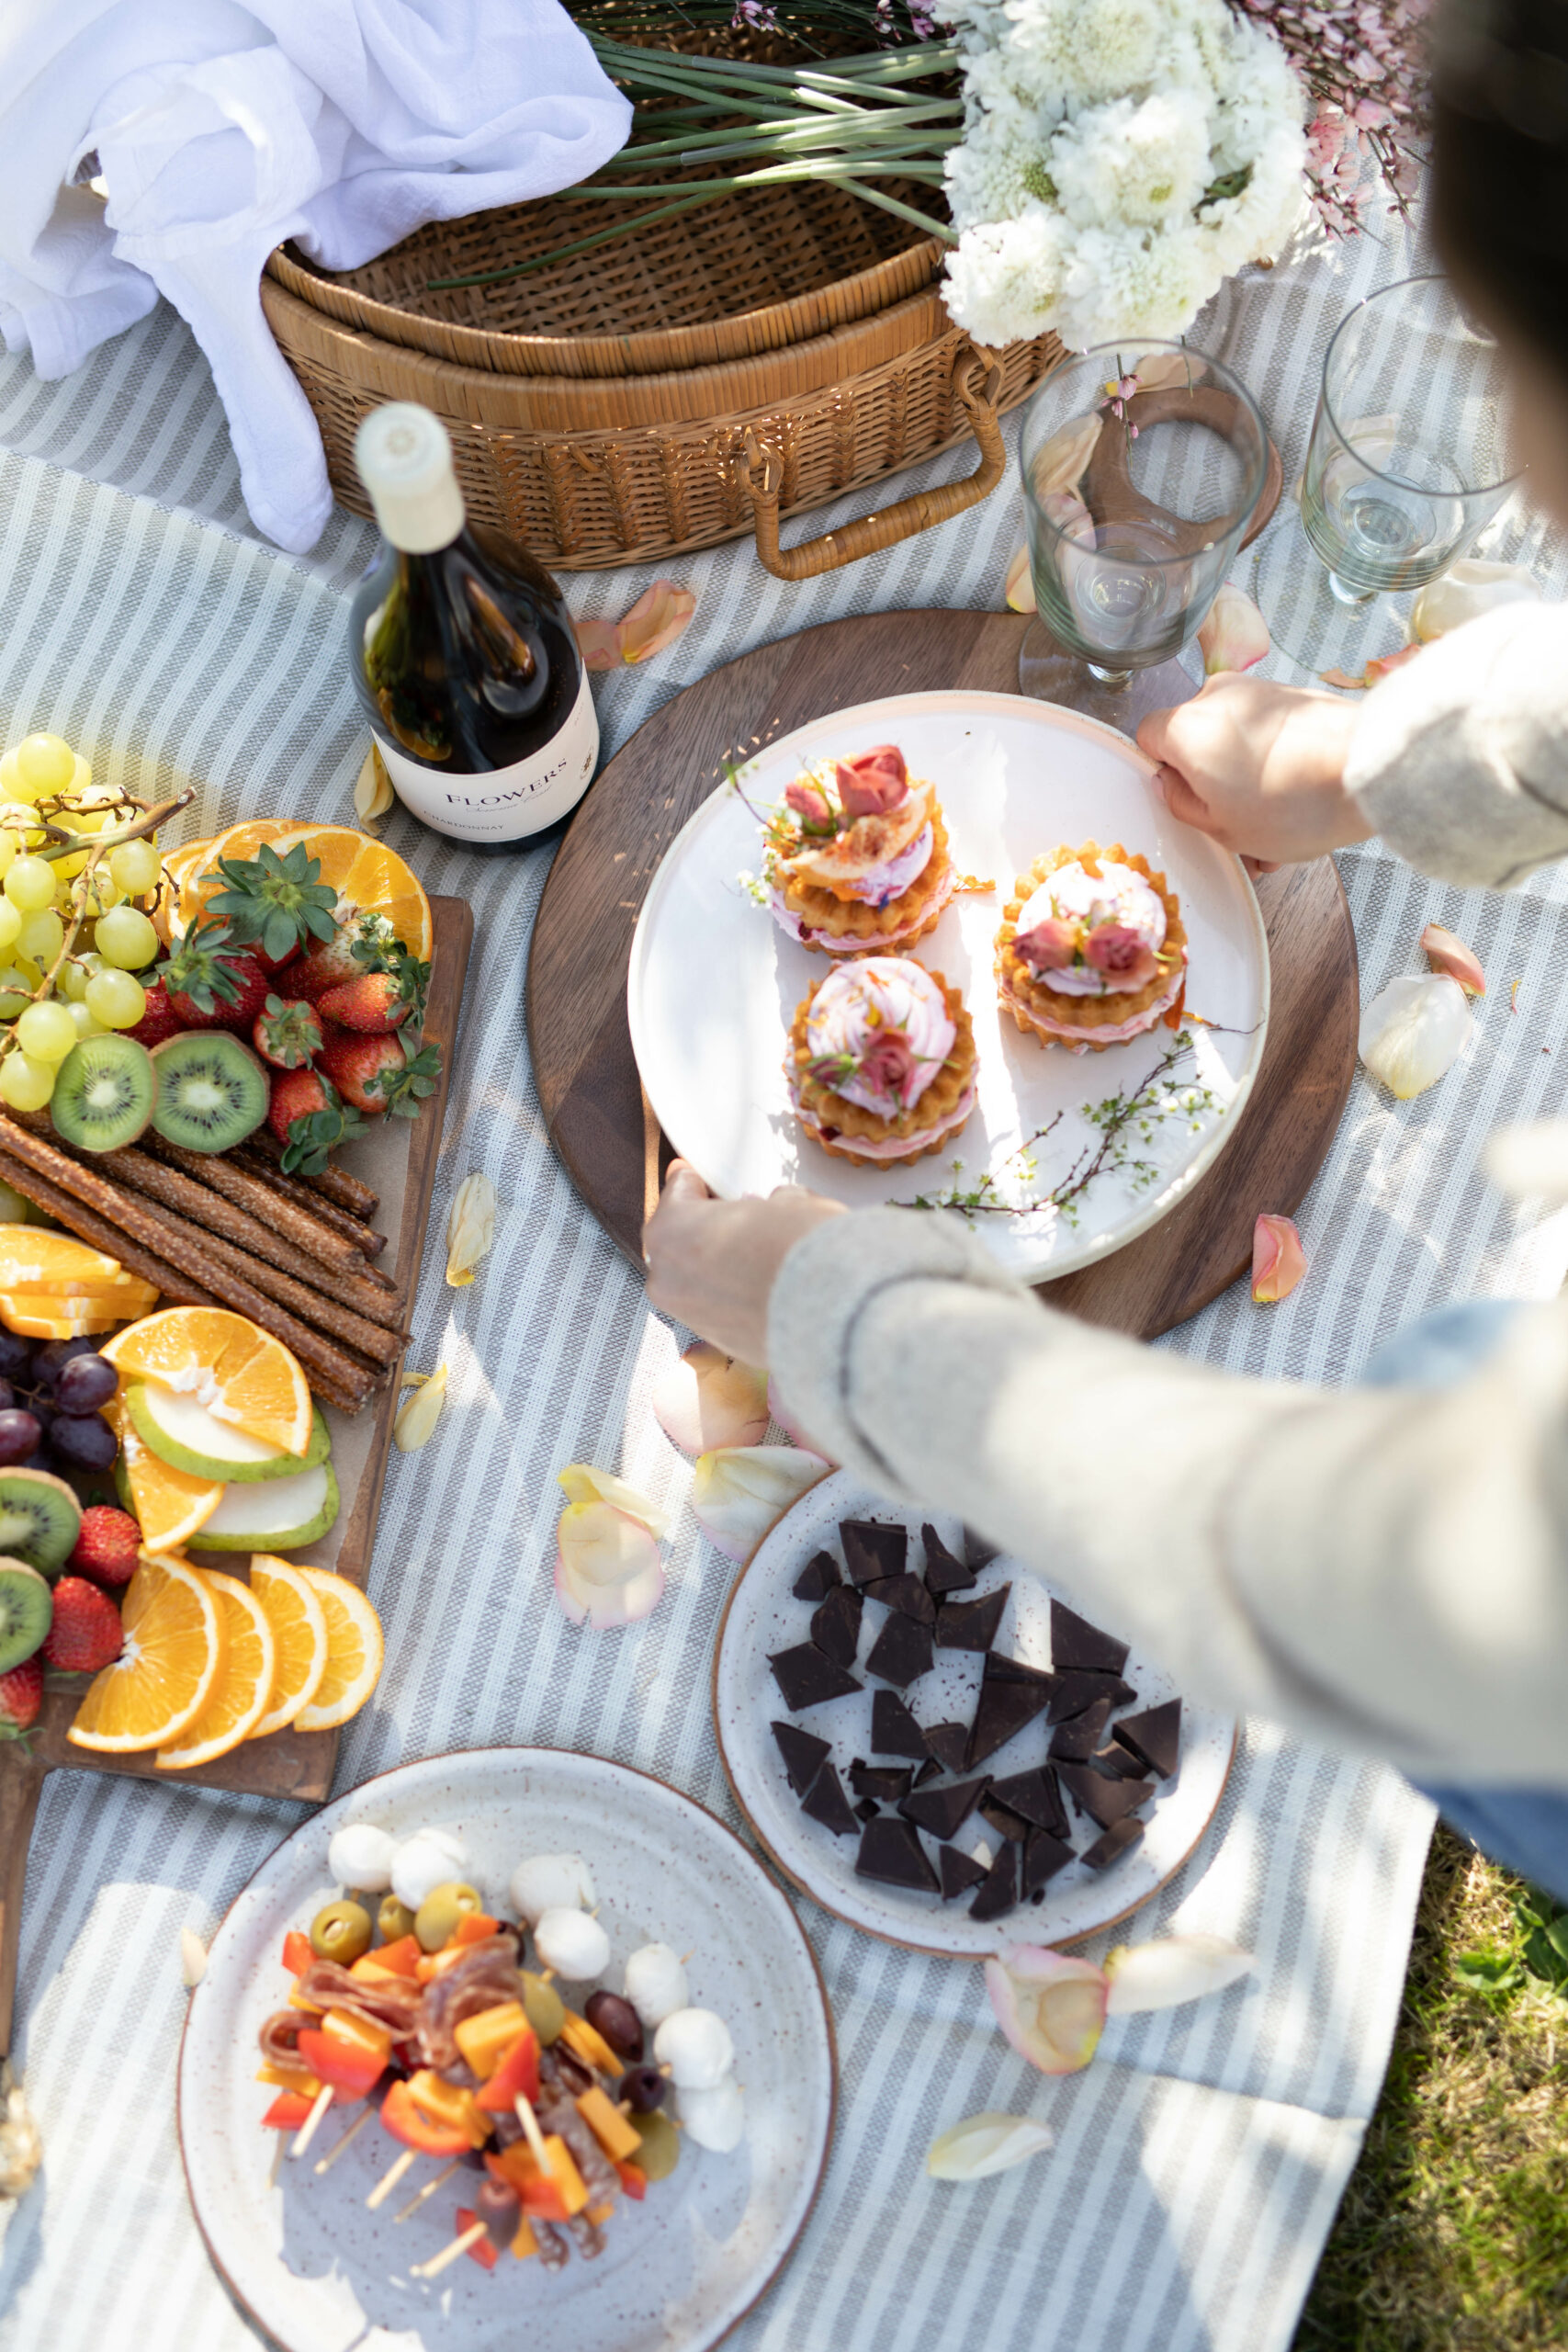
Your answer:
[373,667,599,843]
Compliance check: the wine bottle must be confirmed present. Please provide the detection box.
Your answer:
[347,402,598,850]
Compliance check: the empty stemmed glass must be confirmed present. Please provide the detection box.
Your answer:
[1016,341,1275,731]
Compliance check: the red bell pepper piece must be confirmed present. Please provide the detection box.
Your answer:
[475,2025,540,2115]
[455,2207,500,2271]
[369,1933,423,1978]
[380,2078,473,2156]
[295,2028,384,2098]
[262,2091,314,2131]
[281,1930,313,1977]
[615,2160,648,2200]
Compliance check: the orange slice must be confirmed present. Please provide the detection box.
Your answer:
[169,819,299,937]
[68,1553,227,1753]
[292,1569,384,1732]
[0,1232,126,1290]
[0,1294,161,1339]
[116,1415,223,1553]
[248,1554,330,1737]
[156,1570,278,1770]
[101,1307,311,1455]
[272,825,433,961]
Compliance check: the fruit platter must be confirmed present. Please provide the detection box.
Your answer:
[0,728,472,2056]
[179,1748,835,2352]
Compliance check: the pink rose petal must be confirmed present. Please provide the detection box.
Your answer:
[985,1947,1109,2075]
[1004,545,1036,614]
[1198,582,1270,677]
[572,616,624,673]
[766,1375,837,1461]
[556,1501,666,1628]
[571,581,695,673]
[652,1342,770,1457]
[1421,922,1485,997]
[1251,1212,1306,1304]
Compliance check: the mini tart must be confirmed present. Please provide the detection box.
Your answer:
[995,841,1187,1054]
[783,802,955,957]
[787,969,977,1169]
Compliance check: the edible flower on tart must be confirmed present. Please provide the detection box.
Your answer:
[788,956,977,1167]
[996,843,1187,1055]
[751,744,956,956]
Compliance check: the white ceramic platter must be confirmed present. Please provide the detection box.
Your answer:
[714,1474,1235,1960]
[627,690,1269,1281]
[179,1748,835,2352]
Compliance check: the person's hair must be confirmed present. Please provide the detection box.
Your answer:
[1431,0,1568,382]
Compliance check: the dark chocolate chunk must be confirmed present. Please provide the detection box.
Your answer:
[863,1572,935,1626]
[967,1843,1020,1922]
[1112,1699,1182,1780]
[966,1652,1054,1768]
[854,1814,939,1893]
[939,1844,989,1900]
[912,1756,942,1788]
[963,1526,1001,1571]
[921,1524,976,1595]
[792,1550,841,1602]
[922,1719,971,1775]
[1081,1817,1145,1871]
[772,1720,831,1796]
[979,1794,1031,1844]
[865,1610,934,1689]
[989,1766,1068,1838]
[1050,1598,1130,1678]
[809,1584,863,1668]
[871,1689,930,1760]
[801,1760,858,1837]
[853,1798,880,1823]
[840,1519,906,1587]
[1048,1698,1113,1761]
[934,1584,1010,1654]
[768,1643,863,1712]
[985,1650,1056,1689]
[1092,1740,1149,1781]
[1047,1670,1134,1724]
[1021,1828,1075,1894]
[851,1761,912,1804]
[1056,1761,1155,1829]
[900,1774,989,1842]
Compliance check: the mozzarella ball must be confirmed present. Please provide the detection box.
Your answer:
[653,2007,734,2090]
[327,1823,397,1894]
[509,1853,595,1926]
[390,1828,469,1913]
[679,2074,745,2154]
[534,1906,612,1982]
[624,1942,688,2030]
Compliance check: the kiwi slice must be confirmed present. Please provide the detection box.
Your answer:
[150,1031,269,1152]
[125,1384,331,1486]
[0,1557,53,1673]
[0,1469,82,1579]
[190,1461,339,1552]
[51,1035,158,1152]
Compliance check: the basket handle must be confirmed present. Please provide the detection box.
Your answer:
[741,344,1006,582]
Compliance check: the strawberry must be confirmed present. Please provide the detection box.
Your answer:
[268,1067,367,1175]
[157,922,271,1034]
[128,978,187,1052]
[291,914,399,1004]
[253,994,323,1071]
[41,1577,123,1673]
[313,971,411,1034]
[0,1655,42,1741]
[320,1029,442,1119]
[68,1504,142,1589]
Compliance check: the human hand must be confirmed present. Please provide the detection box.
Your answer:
[643,1161,846,1366]
[1137,673,1372,867]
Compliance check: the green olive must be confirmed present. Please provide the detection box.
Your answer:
[310,1898,372,1964]
[412,1879,484,1952]
[632,2110,680,2181]
[520,1971,565,2045]
[377,1896,416,1943]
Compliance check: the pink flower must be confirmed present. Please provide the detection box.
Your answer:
[1084,923,1159,987]
[1252,1213,1306,1304]
[784,778,833,829]
[858,1028,920,1104]
[1014,916,1080,972]
[836,744,909,818]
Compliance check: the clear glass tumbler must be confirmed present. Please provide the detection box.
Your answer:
[1301,275,1517,607]
[1018,340,1270,729]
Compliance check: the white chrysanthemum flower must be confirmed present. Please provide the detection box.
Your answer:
[1057,221,1217,347]
[1050,91,1212,229]
[943,209,1071,345]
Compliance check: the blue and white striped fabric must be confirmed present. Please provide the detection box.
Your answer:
[0,192,1562,2352]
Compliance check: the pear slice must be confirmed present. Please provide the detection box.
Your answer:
[126,1384,331,1486]
[190,1462,340,1553]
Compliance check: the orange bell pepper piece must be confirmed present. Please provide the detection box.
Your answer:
[576,2084,641,2164]
[511,2211,539,2261]
[262,2090,314,2131]
[255,2063,322,2097]
[453,2000,528,2080]
[449,1911,501,1948]
[321,2008,392,2066]
[380,2079,472,2156]
[475,2026,540,2115]
[558,2010,624,2079]
[281,1929,313,1977]
[405,2069,490,2145]
[350,1934,421,1982]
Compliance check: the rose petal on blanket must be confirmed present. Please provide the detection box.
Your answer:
[555,1502,665,1628]
[1251,1213,1306,1304]
[557,1464,670,1540]
[652,1342,769,1456]
[1198,582,1269,676]
[691,1444,830,1562]
[1420,922,1486,997]
[1102,1934,1255,2015]
[985,1947,1109,2075]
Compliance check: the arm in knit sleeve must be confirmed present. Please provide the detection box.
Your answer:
[767,1206,1568,1784]
[1344,603,1568,888]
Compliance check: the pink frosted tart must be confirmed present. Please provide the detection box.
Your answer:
[787,956,977,1168]
[995,842,1188,1054]
[761,743,955,956]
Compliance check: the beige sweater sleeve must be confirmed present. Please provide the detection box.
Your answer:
[767,1206,1568,1785]
[1345,602,1568,887]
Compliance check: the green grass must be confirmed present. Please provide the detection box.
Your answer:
[1294,1826,1568,2350]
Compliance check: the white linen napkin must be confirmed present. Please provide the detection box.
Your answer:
[0,0,632,551]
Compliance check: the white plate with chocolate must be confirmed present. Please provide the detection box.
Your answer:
[714,1474,1236,1960]
[627,690,1269,1281]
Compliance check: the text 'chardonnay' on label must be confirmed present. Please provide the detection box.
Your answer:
[347,401,599,850]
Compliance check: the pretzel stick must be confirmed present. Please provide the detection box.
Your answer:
[0,1119,376,1407]
[242,1125,378,1218]
[130,1135,372,1279]
[215,1143,389,1264]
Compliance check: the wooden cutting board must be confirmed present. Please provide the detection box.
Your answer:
[0,896,472,2057]
[528,607,1359,1324]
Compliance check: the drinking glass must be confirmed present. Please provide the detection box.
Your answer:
[1301,275,1517,606]
[1017,340,1273,730]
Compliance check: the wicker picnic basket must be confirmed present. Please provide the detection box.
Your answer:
[261,174,1062,576]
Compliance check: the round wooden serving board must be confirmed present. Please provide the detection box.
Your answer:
[527,609,1358,1335]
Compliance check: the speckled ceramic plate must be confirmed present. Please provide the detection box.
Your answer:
[627,690,1269,1283]
[178,1747,835,2352]
[714,1475,1235,1960]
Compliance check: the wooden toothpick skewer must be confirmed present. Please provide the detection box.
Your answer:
[411,2220,488,2280]
[394,2155,463,2222]
[314,2105,375,2175]
[290,2084,335,2161]
[367,2146,419,2209]
[514,2093,549,2167]
[268,2131,287,2189]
